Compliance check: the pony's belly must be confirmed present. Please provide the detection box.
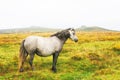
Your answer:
[36,47,56,57]
[41,53,53,57]
[40,49,55,57]
[36,52,53,57]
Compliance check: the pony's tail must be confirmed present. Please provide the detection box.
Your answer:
[18,40,28,72]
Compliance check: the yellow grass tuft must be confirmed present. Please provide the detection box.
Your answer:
[114,42,120,50]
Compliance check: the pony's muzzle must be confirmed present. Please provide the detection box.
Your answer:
[74,38,78,42]
[72,36,78,42]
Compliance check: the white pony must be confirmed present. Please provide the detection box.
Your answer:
[19,28,78,72]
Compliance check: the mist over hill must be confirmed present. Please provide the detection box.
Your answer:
[0,26,117,34]
[76,26,115,32]
[0,26,60,34]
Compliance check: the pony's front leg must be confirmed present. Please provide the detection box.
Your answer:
[52,52,59,72]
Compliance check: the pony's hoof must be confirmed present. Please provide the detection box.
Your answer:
[32,68,35,71]
[19,69,24,72]
[51,68,57,73]
[53,70,57,73]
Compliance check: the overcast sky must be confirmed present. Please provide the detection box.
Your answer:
[0,0,120,30]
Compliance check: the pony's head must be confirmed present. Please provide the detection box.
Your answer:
[66,28,78,42]
[51,28,78,42]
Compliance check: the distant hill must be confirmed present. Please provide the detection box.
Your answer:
[0,26,60,34]
[0,26,117,34]
[76,26,114,32]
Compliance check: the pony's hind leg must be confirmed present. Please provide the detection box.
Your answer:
[29,53,35,71]
[19,53,28,72]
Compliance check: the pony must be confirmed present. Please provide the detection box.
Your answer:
[19,28,78,72]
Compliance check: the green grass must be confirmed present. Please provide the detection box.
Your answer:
[1,32,120,80]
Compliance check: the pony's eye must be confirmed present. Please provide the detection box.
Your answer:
[73,32,75,35]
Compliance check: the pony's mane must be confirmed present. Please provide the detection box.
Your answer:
[51,28,74,39]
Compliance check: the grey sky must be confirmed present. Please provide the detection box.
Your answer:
[0,0,120,30]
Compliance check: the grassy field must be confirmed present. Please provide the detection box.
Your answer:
[0,32,120,80]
